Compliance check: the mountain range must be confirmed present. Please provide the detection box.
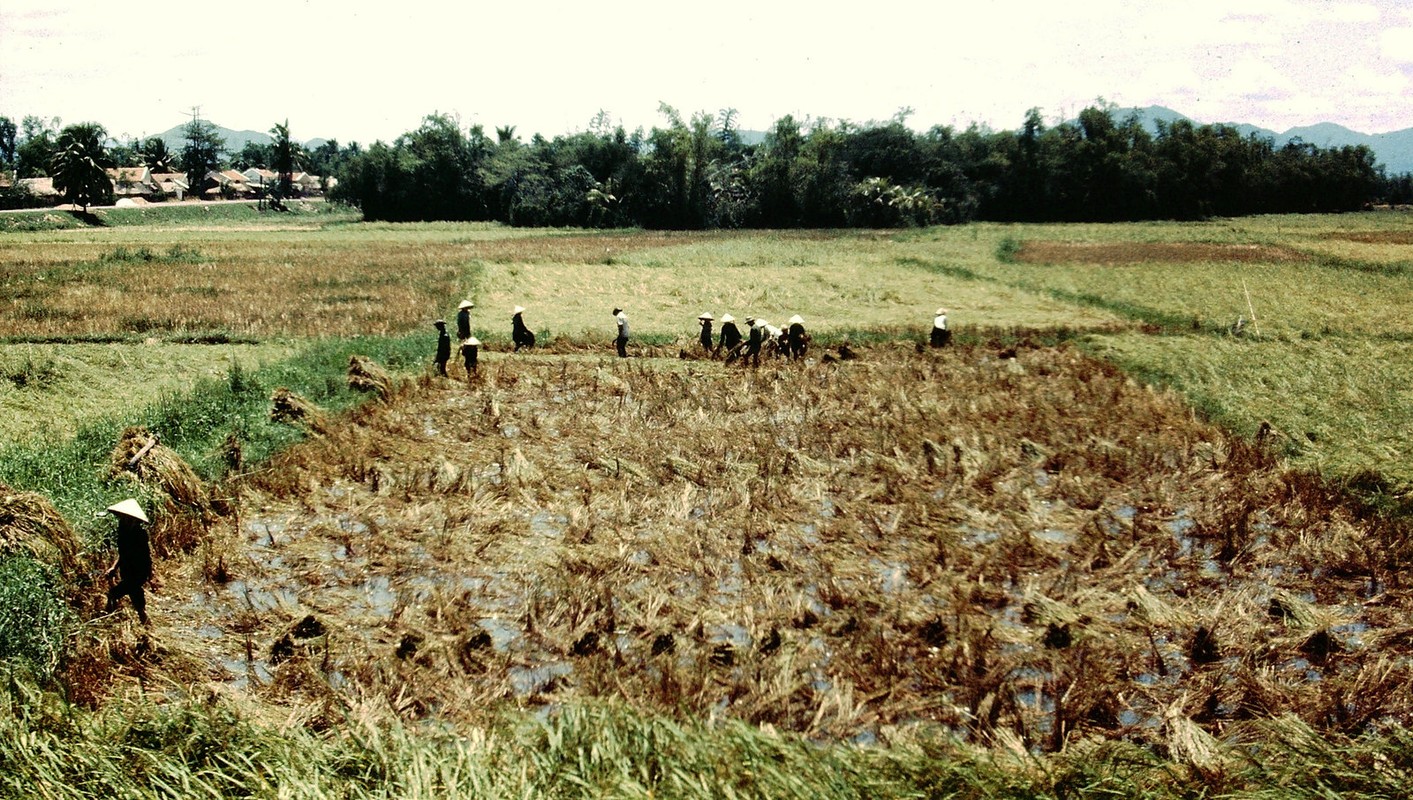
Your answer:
[155,107,1413,175]
[1093,106,1413,175]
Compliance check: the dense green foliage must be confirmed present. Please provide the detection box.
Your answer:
[49,123,114,211]
[332,105,1394,227]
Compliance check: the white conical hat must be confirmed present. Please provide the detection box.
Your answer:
[936,307,947,316]
[458,300,474,310]
[107,498,148,522]
[698,312,713,320]
[720,314,735,323]
[788,314,804,325]
[464,337,481,346]
[513,305,526,314]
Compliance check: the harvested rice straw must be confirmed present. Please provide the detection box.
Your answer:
[270,388,330,434]
[108,426,209,514]
[0,482,84,584]
[348,354,394,399]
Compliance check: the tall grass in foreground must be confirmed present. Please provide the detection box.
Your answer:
[1,690,1412,799]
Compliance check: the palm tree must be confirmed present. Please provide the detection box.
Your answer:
[50,122,113,212]
[138,136,175,173]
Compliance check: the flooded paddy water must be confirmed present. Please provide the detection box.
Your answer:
[138,343,1413,750]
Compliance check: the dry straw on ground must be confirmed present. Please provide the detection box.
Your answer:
[107,344,1413,753]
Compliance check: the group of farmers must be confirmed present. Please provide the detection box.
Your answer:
[430,302,953,375]
[98,304,953,626]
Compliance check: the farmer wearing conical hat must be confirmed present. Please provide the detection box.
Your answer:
[433,319,451,377]
[786,314,809,360]
[697,312,714,353]
[460,336,480,377]
[512,305,536,352]
[456,300,474,341]
[103,499,152,625]
[931,307,950,348]
[717,313,742,357]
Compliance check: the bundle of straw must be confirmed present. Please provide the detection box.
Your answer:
[348,354,393,399]
[0,482,83,583]
[108,426,209,514]
[270,388,329,434]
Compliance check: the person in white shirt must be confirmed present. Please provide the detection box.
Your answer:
[931,307,951,347]
[613,307,630,357]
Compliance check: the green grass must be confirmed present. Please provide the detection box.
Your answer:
[0,342,298,446]
[1088,333,1413,485]
[0,334,428,547]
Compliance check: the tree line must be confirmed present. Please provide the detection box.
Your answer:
[4,104,1409,222]
[331,104,1406,226]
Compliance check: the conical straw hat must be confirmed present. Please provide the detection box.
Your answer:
[107,498,148,523]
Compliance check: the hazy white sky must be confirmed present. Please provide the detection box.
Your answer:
[2,0,1411,144]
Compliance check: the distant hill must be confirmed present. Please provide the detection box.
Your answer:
[155,124,318,155]
[1107,106,1413,175]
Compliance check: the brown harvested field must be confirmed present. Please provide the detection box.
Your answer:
[91,345,1413,748]
[1014,241,1306,265]
[0,233,716,339]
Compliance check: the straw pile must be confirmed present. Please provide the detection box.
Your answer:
[0,482,83,584]
[271,388,329,434]
[348,355,393,399]
[108,426,212,556]
[108,427,209,512]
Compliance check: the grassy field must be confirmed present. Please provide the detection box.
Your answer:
[3,206,1413,796]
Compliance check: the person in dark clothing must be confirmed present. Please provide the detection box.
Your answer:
[740,317,765,367]
[104,499,152,625]
[931,307,951,348]
[460,336,480,377]
[456,300,474,341]
[697,312,714,353]
[512,306,536,351]
[786,314,809,360]
[433,319,451,376]
[613,307,629,358]
[718,313,742,357]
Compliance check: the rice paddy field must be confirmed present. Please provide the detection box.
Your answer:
[2,204,1413,797]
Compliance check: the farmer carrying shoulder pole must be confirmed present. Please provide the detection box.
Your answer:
[931,307,951,348]
[104,499,152,625]
[456,300,474,341]
[512,306,536,351]
[613,307,630,358]
[433,319,451,377]
[697,312,714,353]
[718,313,742,357]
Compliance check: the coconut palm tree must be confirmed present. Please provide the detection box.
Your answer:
[50,122,114,212]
